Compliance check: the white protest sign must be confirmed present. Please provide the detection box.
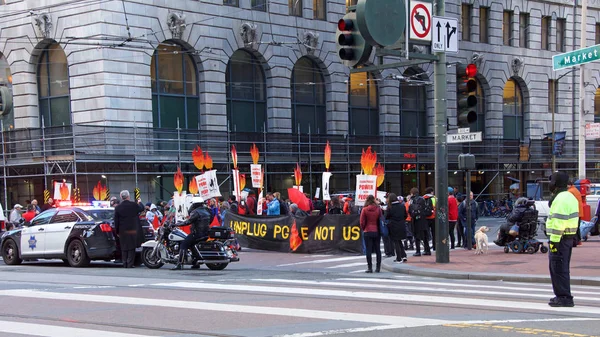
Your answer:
[250,164,262,188]
[257,190,264,215]
[354,175,377,207]
[315,187,321,200]
[53,182,72,201]
[322,172,332,201]
[196,170,222,199]
[232,169,241,201]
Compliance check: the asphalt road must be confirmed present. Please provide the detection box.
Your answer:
[0,217,598,337]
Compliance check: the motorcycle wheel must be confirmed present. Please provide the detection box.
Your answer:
[141,247,164,269]
[206,263,228,270]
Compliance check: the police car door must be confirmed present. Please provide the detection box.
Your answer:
[20,210,56,257]
[44,210,79,255]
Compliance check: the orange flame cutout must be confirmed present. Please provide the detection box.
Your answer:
[231,145,238,169]
[92,181,107,201]
[250,143,260,165]
[174,166,184,195]
[192,145,204,171]
[204,152,213,170]
[188,177,198,194]
[324,141,331,171]
[239,173,246,191]
[360,146,377,175]
[294,163,302,186]
[290,220,302,252]
[373,163,385,188]
[60,182,70,200]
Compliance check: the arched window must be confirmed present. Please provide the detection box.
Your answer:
[0,53,13,130]
[399,68,427,137]
[471,78,485,135]
[38,44,70,126]
[348,72,378,136]
[503,78,524,140]
[594,87,600,123]
[291,57,326,134]
[151,43,199,129]
[226,50,266,132]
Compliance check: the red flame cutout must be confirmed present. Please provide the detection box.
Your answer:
[231,145,238,169]
[373,163,385,188]
[60,182,70,200]
[294,163,302,186]
[360,146,377,175]
[290,220,302,252]
[250,143,260,165]
[324,141,331,171]
[189,177,198,194]
[204,152,213,170]
[174,166,184,195]
[192,145,204,171]
[240,173,246,191]
[92,181,107,201]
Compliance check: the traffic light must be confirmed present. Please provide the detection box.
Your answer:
[0,86,12,116]
[336,12,372,68]
[456,63,478,128]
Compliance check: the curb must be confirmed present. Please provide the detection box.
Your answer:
[381,260,600,286]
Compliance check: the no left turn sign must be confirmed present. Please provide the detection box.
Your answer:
[410,1,432,42]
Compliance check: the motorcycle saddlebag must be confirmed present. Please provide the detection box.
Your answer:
[209,226,233,239]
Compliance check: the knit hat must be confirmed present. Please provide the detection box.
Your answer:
[448,187,454,194]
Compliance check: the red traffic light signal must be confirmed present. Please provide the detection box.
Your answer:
[335,12,372,68]
[456,63,478,128]
[338,19,353,31]
[465,64,477,78]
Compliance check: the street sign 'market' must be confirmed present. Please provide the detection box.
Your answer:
[552,44,600,71]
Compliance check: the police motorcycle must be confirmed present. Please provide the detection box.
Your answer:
[140,198,239,270]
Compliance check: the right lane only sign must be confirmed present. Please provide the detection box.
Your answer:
[432,16,459,53]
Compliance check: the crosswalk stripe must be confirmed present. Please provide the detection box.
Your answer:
[277,256,362,267]
[250,279,600,302]
[0,320,153,337]
[0,289,449,327]
[148,281,600,315]
[326,262,366,269]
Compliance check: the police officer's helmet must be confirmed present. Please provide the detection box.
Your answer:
[188,196,205,214]
[515,197,528,207]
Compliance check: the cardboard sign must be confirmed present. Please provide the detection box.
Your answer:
[195,170,222,199]
[232,169,241,201]
[53,182,72,201]
[354,175,377,207]
[257,190,264,216]
[251,164,262,188]
[322,172,332,201]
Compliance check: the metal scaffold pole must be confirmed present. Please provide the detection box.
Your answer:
[134,118,138,187]
[1,121,8,214]
[434,0,449,263]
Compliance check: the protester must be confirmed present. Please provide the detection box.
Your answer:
[22,205,37,223]
[408,188,431,256]
[386,193,408,263]
[9,204,23,226]
[313,198,326,215]
[448,187,459,249]
[274,192,289,216]
[403,194,415,251]
[114,190,144,268]
[458,191,478,248]
[109,196,119,207]
[423,187,436,251]
[343,196,354,214]
[547,172,579,307]
[266,193,280,216]
[41,198,55,211]
[220,201,230,219]
[567,180,584,246]
[31,199,41,214]
[245,191,257,215]
[360,195,382,273]
[328,196,343,214]
[289,203,308,217]
[145,204,163,225]
[229,196,239,214]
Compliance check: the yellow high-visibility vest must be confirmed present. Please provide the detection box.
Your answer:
[547,191,579,243]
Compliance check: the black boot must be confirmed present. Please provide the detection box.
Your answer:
[403,240,409,250]
[171,253,185,270]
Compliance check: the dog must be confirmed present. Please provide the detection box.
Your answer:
[474,226,490,255]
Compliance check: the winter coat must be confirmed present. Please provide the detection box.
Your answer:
[410,195,429,237]
[360,204,381,233]
[458,199,478,225]
[385,201,407,240]
[114,200,144,251]
[267,199,280,216]
[448,195,458,222]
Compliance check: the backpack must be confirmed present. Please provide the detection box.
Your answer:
[238,203,247,215]
[423,197,434,218]
[409,197,425,220]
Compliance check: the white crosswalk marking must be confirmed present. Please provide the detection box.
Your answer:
[326,262,365,269]
[0,320,153,337]
[277,256,362,267]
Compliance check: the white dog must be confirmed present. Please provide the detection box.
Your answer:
[474,226,490,255]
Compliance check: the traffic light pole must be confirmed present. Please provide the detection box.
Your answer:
[433,0,449,263]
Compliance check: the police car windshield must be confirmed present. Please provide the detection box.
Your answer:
[86,209,114,221]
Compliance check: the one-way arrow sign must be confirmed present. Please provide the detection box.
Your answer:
[432,16,459,53]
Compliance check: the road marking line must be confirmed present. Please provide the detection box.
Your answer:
[273,324,402,337]
[0,289,449,327]
[326,262,365,269]
[150,281,600,315]
[348,270,366,274]
[0,320,153,337]
[252,279,600,302]
[277,256,362,267]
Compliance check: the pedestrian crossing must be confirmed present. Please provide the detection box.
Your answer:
[0,275,598,337]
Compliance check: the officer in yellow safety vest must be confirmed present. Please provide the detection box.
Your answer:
[546,171,579,308]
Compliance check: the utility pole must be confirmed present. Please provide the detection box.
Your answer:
[434,0,449,263]
[578,0,588,179]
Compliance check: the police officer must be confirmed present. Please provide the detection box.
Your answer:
[171,197,213,270]
[547,172,579,307]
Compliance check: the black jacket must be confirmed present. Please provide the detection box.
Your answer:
[114,200,144,250]
[182,206,212,237]
[385,201,407,240]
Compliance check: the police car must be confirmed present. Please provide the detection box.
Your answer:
[1,201,151,267]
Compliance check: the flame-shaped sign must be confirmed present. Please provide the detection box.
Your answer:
[192,145,204,171]
[294,163,302,186]
[231,145,238,169]
[204,152,213,170]
[250,143,260,165]
[324,141,331,171]
[373,163,385,188]
[174,166,184,195]
[289,220,302,252]
[240,173,246,191]
[360,146,377,175]
[60,182,70,200]
[189,177,198,194]
[92,181,108,201]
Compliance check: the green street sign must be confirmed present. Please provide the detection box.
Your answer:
[553,44,600,70]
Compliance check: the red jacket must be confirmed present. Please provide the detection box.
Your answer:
[360,204,381,233]
[23,210,36,222]
[448,195,458,222]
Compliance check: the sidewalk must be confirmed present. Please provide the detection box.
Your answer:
[382,236,600,286]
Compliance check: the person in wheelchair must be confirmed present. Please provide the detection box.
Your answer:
[494,197,538,246]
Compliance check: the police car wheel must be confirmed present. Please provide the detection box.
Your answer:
[67,240,90,268]
[2,239,22,265]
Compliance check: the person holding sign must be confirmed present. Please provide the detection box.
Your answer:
[360,195,382,273]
